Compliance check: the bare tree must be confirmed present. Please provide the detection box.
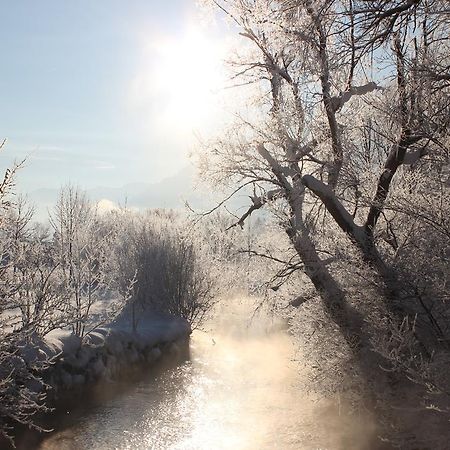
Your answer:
[0,145,52,445]
[200,0,450,440]
[49,186,121,337]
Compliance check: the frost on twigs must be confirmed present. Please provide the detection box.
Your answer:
[200,0,450,444]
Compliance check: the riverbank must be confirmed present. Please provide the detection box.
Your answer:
[35,298,380,450]
[3,314,191,449]
[45,316,191,392]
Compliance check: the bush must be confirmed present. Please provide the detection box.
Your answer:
[113,210,215,329]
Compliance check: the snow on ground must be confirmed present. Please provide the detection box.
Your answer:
[26,307,191,393]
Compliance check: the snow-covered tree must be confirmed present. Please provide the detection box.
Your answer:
[112,210,216,329]
[0,145,52,445]
[200,0,449,441]
[49,186,121,337]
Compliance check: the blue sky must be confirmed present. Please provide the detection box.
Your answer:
[0,0,225,192]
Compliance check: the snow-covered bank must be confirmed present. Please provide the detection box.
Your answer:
[35,315,191,393]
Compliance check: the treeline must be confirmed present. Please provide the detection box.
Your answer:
[0,166,251,444]
[1,186,218,339]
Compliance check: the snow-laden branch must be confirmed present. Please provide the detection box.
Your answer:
[249,188,284,206]
[286,140,318,162]
[227,188,284,230]
[365,133,423,234]
[354,0,420,26]
[302,175,366,245]
[257,143,281,170]
[330,82,381,112]
[238,248,299,268]
[257,144,293,188]
[189,179,257,225]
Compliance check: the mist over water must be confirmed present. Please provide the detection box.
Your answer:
[38,297,377,450]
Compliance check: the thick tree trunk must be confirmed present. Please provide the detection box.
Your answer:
[286,226,395,418]
[287,227,368,351]
[301,174,411,323]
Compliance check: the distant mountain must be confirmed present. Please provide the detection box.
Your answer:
[26,165,250,222]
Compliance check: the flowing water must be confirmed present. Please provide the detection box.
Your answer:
[33,299,376,450]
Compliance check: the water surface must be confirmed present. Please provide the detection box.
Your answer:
[37,302,375,449]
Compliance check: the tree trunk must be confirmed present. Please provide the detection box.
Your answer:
[286,226,396,421]
[288,229,367,350]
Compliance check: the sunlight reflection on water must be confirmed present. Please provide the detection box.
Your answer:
[38,299,376,450]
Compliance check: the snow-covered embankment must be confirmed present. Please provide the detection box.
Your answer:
[40,315,191,393]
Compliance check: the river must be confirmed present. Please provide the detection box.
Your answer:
[32,299,375,450]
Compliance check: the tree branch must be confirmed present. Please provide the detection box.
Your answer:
[302,174,366,247]
[330,82,381,112]
[227,188,284,230]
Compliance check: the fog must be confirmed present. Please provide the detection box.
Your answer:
[37,297,377,450]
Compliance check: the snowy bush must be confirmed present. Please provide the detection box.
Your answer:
[112,210,216,329]
[0,150,53,444]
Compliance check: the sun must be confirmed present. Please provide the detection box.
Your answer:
[134,27,226,136]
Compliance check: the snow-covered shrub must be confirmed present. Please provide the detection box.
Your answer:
[49,186,127,337]
[0,330,53,446]
[112,210,215,329]
[0,150,53,444]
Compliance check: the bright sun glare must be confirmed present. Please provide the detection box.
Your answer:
[134,28,226,136]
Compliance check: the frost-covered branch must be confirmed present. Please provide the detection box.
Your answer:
[364,133,424,235]
[330,82,381,112]
[188,179,257,225]
[301,174,366,248]
[257,144,291,189]
[227,188,284,229]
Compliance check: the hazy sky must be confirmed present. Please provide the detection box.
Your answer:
[0,0,227,192]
